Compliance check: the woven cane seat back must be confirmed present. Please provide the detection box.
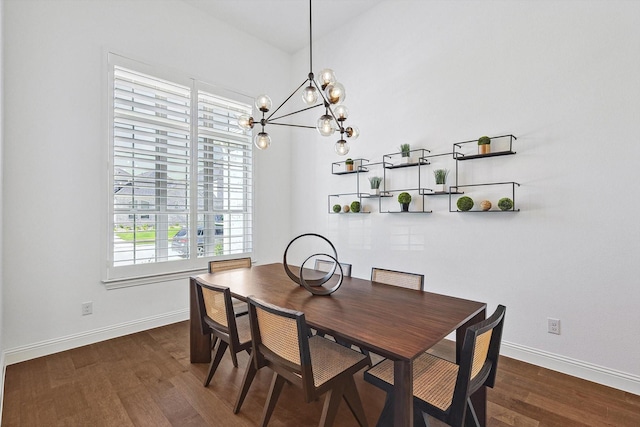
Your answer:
[256,306,301,366]
[471,330,492,379]
[202,286,228,327]
[371,268,424,290]
[208,257,251,273]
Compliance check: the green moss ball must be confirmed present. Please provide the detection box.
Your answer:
[498,197,514,211]
[350,201,361,213]
[332,204,341,213]
[457,196,474,211]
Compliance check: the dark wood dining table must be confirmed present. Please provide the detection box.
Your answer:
[189,263,487,427]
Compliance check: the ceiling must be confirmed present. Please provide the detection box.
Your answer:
[181,0,384,54]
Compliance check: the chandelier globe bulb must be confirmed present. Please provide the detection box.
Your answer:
[255,94,272,112]
[346,126,360,140]
[334,140,350,156]
[334,105,348,121]
[302,85,319,106]
[254,132,271,150]
[238,114,254,130]
[325,82,346,105]
[316,114,336,137]
[317,68,336,88]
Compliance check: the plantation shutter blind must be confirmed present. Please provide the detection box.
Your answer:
[197,89,253,256]
[112,66,191,266]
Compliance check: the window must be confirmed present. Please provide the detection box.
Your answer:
[107,54,253,283]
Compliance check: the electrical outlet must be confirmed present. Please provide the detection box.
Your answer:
[548,318,560,335]
[81,302,93,316]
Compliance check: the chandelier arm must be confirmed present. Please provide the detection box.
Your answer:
[265,79,309,121]
[267,103,323,122]
[267,122,317,130]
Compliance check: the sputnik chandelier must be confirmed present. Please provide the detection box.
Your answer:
[238,0,359,156]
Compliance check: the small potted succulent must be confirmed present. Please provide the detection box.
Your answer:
[350,200,361,213]
[477,136,491,155]
[397,192,412,212]
[433,169,449,193]
[399,143,411,164]
[368,176,383,195]
[345,158,354,171]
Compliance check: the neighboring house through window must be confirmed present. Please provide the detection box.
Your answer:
[107,54,253,283]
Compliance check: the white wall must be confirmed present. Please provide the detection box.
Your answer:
[0,0,5,412]
[290,0,640,393]
[1,0,291,365]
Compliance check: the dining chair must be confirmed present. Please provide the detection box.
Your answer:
[194,280,254,393]
[245,296,371,427]
[314,258,352,277]
[363,305,506,427]
[208,257,252,316]
[371,267,424,291]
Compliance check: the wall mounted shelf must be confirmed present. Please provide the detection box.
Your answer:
[328,134,520,215]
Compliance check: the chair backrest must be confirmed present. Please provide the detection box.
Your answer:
[371,267,424,290]
[208,257,251,273]
[314,259,352,277]
[195,281,242,348]
[449,305,506,426]
[247,296,315,394]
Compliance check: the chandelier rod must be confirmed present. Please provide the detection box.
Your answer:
[268,103,323,123]
[309,0,313,75]
[265,79,309,121]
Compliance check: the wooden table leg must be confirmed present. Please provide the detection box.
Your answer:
[190,277,211,363]
[457,308,487,427]
[393,359,413,427]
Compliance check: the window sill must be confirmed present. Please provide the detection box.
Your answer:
[102,267,208,290]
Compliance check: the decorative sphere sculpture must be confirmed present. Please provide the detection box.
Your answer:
[283,233,344,296]
[480,200,492,211]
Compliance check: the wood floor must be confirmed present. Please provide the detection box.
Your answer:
[2,321,639,426]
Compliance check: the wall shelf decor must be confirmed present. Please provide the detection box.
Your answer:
[453,134,517,160]
[328,134,520,215]
[449,182,520,212]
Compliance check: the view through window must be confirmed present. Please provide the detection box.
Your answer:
[110,59,252,276]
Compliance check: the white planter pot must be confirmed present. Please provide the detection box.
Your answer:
[434,184,445,192]
[371,188,380,196]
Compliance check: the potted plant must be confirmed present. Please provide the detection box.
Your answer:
[433,169,449,193]
[478,136,491,155]
[345,158,354,171]
[397,192,412,212]
[399,143,411,164]
[350,200,361,213]
[368,176,382,195]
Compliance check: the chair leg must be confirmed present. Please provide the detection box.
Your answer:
[230,347,239,368]
[464,398,480,427]
[318,382,345,427]
[374,393,428,427]
[342,376,368,427]
[260,372,286,427]
[204,340,228,387]
[233,353,258,414]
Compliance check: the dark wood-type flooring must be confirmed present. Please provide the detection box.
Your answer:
[2,321,639,426]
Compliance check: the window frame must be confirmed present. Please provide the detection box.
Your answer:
[104,53,254,288]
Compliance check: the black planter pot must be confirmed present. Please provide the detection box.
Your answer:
[401,203,409,212]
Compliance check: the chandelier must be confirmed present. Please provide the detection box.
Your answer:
[238,0,359,156]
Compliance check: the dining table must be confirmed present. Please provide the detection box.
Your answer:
[189,262,487,427]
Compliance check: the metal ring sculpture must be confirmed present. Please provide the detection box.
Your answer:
[283,233,344,296]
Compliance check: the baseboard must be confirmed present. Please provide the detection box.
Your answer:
[3,309,189,366]
[502,341,640,395]
[0,352,5,425]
